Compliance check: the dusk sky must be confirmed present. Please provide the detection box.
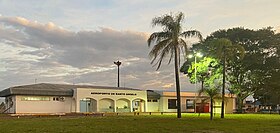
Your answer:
[0,0,279,91]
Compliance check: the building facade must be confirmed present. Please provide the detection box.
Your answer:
[0,83,236,114]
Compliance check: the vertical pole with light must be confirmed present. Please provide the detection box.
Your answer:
[114,61,121,87]
[188,52,202,113]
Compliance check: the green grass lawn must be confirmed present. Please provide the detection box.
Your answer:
[0,113,280,133]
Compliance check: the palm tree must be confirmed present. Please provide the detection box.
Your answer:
[208,38,245,118]
[199,82,221,120]
[147,12,202,118]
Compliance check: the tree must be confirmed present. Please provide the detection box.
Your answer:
[184,27,279,114]
[199,80,222,120]
[181,57,221,91]
[251,28,280,110]
[203,27,279,113]
[253,62,280,111]
[205,38,245,118]
[147,12,202,118]
[181,56,222,116]
[189,38,245,117]
[181,56,222,120]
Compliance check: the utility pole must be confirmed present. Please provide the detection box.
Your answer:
[114,61,121,87]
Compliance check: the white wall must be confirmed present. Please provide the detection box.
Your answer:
[74,88,147,113]
[212,98,236,114]
[161,96,236,113]
[15,95,73,113]
[116,99,129,108]
[6,89,236,114]
[161,97,177,112]
[147,101,160,112]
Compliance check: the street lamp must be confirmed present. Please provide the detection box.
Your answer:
[114,60,121,87]
[188,52,203,113]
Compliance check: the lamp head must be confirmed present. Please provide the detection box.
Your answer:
[114,61,121,66]
[187,55,193,58]
[196,52,203,57]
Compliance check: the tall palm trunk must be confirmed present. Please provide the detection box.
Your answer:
[174,47,181,118]
[221,47,226,118]
[210,98,213,120]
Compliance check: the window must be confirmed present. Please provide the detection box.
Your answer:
[168,99,177,109]
[53,97,60,101]
[186,99,194,109]
[21,96,50,101]
[148,99,158,102]
[53,97,65,102]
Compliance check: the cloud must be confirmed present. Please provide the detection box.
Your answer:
[1,0,279,92]
[276,26,280,33]
[0,16,149,67]
[0,16,195,91]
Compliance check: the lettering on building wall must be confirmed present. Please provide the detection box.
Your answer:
[91,92,137,96]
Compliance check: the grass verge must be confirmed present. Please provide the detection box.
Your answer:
[0,113,279,133]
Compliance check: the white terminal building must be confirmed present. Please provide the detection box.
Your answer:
[0,83,236,114]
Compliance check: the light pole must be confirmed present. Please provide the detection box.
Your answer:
[114,60,121,87]
[188,52,203,113]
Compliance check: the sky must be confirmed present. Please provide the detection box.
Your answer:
[0,0,280,92]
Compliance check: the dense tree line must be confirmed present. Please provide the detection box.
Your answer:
[181,27,280,113]
[148,12,279,119]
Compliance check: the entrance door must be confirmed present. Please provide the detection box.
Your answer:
[132,100,145,112]
[203,103,209,113]
[196,103,209,113]
[80,98,97,113]
[133,101,140,112]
